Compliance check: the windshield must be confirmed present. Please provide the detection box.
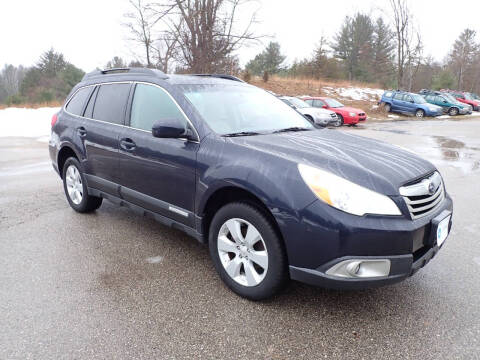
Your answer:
[182,85,313,135]
[412,94,427,104]
[324,98,344,108]
[443,93,458,103]
[283,97,311,109]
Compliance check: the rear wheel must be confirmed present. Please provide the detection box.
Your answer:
[62,157,102,213]
[415,109,425,118]
[209,202,288,300]
[334,114,344,127]
[448,107,459,116]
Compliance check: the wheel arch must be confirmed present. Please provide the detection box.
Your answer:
[57,145,80,178]
[200,185,286,252]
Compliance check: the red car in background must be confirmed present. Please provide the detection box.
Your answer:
[441,90,480,111]
[300,96,367,126]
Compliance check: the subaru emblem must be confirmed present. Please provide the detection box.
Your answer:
[428,182,435,195]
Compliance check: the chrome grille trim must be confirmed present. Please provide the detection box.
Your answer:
[400,172,445,219]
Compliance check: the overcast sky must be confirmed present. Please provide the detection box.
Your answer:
[1,0,480,72]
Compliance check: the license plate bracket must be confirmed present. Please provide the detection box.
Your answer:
[429,210,452,248]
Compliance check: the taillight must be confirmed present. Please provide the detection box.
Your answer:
[51,113,58,127]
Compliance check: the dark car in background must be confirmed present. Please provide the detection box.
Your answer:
[300,96,367,126]
[49,68,453,300]
[379,90,443,117]
[419,89,472,116]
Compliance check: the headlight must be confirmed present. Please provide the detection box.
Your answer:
[349,112,356,117]
[298,164,401,216]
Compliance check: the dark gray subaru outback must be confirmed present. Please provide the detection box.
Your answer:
[49,68,453,300]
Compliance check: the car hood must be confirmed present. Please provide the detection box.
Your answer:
[337,106,364,114]
[228,129,436,195]
[299,107,334,117]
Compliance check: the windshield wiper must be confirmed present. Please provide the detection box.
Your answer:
[272,127,312,133]
[222,131,262,137]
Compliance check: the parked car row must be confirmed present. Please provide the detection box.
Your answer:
[278,95,368,127]
[379,88,479,118]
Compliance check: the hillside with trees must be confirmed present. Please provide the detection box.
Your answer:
[2,0,480,107]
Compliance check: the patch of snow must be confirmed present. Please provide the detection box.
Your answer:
[437,115,450,119]
[0,107,60,138]
[338,87,384,101]
[387,114,400,119]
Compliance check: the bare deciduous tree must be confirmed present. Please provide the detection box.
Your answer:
[389,0,413,89]
[149,0,263,73]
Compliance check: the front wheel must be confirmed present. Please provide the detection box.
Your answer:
[209,202,288,300]
[334,114,344,127]
[415,109,425,118]
[384,103,391,113]
[62,157,102,213]
[448,107,459,116]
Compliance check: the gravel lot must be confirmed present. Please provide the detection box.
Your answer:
[1,118,479,359]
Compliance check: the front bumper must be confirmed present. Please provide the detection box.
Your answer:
[290,239,447,289]
[282,194,453,290]
[425,109,443,117]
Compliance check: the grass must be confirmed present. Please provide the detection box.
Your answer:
[0,101,62,110]
[249,75,388,119]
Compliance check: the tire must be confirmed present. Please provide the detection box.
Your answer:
[448,107,459,116]
[415,109,425,118]
[62,157,102,213]
[304,114,314,123]
[384,103,391,113]
[334,114,344,127]
[208,202,288,300]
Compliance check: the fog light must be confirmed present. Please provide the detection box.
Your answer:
[326,259,391,279]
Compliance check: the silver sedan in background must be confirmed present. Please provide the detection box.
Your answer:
[278,96,338,127]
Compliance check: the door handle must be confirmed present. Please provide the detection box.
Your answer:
[120,138,136,151]
[77,127,87,137]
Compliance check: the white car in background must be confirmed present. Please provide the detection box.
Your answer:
[278,96,338,127]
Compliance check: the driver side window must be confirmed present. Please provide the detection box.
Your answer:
[130,83,188,131]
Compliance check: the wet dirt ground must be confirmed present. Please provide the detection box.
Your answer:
[1,118,479,359]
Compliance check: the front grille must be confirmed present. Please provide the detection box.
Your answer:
[399,172,445,220]
[358,112,365,116]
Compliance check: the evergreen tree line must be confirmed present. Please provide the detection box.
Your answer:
[0,49,84,105]
[245,14,480,94]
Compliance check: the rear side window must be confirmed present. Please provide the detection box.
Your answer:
[129,84,188,131]
[92,83,131,125]
[393,93,404,101]
[84,86,98,119]
[65,87,91,116]
[313,100,325,107]
[304,99,313,105]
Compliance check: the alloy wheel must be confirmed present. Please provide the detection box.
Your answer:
[65,164,83,205]
[217,218,268,287]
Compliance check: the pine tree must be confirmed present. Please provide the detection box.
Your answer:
[245,42,286,76]
[448,29,478,89]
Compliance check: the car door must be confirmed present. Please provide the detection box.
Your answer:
[403,94,415,113]
[81,82,132,194]
[392,93,405,112]
[117,82,199,226]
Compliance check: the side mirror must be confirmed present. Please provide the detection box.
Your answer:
[322,105,328,109]
[152,118,192,140]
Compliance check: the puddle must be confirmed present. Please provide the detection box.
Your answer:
[146,256,163,264]
[427,136,480,173]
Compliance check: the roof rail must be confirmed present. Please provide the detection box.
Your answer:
[82,67,168,81]
[191,74,245,83]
